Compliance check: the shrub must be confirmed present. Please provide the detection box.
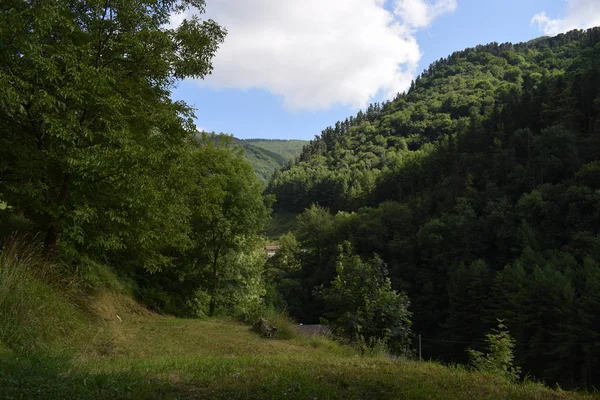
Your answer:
[468,320,521,382]
[320,242,412,355]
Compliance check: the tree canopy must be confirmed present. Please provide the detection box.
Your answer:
[266,27,600,389]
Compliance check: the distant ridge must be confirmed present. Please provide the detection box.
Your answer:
[233,138,308,185]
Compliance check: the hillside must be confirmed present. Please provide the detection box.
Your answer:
[234,139,308,185]
[0,249,592,399]
[2,1,599,397]
[265,27,600,389]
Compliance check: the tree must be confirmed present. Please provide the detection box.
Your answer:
[263,232,302,311]
[295,204,335,268]
[321,242,412,354]
[187,136,271,315]
[0,1,226,265]
[443,259,492,360]
[270,232,302,273]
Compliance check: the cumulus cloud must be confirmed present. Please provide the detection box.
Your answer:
[177,0,456,110]
[394,0,457,29]
[532,0,600,36]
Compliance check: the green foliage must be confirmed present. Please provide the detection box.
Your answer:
[244,139,308,160]
[321,242,412,354]
[186,136,271,316]
[468,320,521,382]
[264,212,299,239]
[271,232,303,273]
[0,0,225,266]
[134,135,272,317]
[265,27,600,389]
[0,1,277,328]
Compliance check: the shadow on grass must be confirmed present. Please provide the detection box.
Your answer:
[1,351,592,400]
[0,351,173,400]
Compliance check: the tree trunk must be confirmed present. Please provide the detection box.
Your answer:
[43,173,72,253]
[208,249,220,316]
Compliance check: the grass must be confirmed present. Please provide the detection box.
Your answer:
[2,309,595,400]
[0,239,97,355]
[2,328,595,400]
[0,241,596,399]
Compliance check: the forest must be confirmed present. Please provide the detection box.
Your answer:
[1,0,599,395]
[266,28,600,389]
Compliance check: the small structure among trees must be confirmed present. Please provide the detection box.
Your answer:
[264,245,281,257]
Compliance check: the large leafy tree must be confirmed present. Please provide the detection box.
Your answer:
[187,135,271,315]
[0,1,225,268]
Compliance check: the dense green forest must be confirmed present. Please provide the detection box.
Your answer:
[232,138,307,185]
[266,28,600,389]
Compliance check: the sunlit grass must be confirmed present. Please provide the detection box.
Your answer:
[0,240,595,399]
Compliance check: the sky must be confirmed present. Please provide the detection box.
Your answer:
[170,0,600,140]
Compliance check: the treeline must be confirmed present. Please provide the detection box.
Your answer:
[266,28,600,388]
[0,1,272,317]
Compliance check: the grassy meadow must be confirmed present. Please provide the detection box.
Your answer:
[0,241,596,400]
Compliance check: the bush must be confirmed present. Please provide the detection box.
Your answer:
[320,242,412,355]
[468,320,521,382]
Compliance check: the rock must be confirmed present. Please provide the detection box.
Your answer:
[296,324,330,337]
[252,317,278,338]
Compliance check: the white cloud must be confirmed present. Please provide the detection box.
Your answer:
[177,0,456,111]
[532,0,600,36]
[394,0,457,29]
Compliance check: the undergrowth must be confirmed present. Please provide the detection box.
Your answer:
[0,238,95,354]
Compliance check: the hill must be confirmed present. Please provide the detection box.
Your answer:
[234,138,308,185]
[0,247,592,399]
[1,1,599,396]
[265,27,600,389]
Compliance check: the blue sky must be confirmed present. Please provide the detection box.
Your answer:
[171,0,600,140]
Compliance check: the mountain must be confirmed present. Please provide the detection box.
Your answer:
[265,28,600,388]
[234,138,308,185]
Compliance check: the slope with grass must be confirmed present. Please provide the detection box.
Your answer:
[2,314,595,400]
[0,244,595,399]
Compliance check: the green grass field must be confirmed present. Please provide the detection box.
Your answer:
[0,244,596,400]
[2,307,596,400]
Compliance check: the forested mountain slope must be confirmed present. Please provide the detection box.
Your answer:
[234,138,307,185]
[266,28,600,388]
